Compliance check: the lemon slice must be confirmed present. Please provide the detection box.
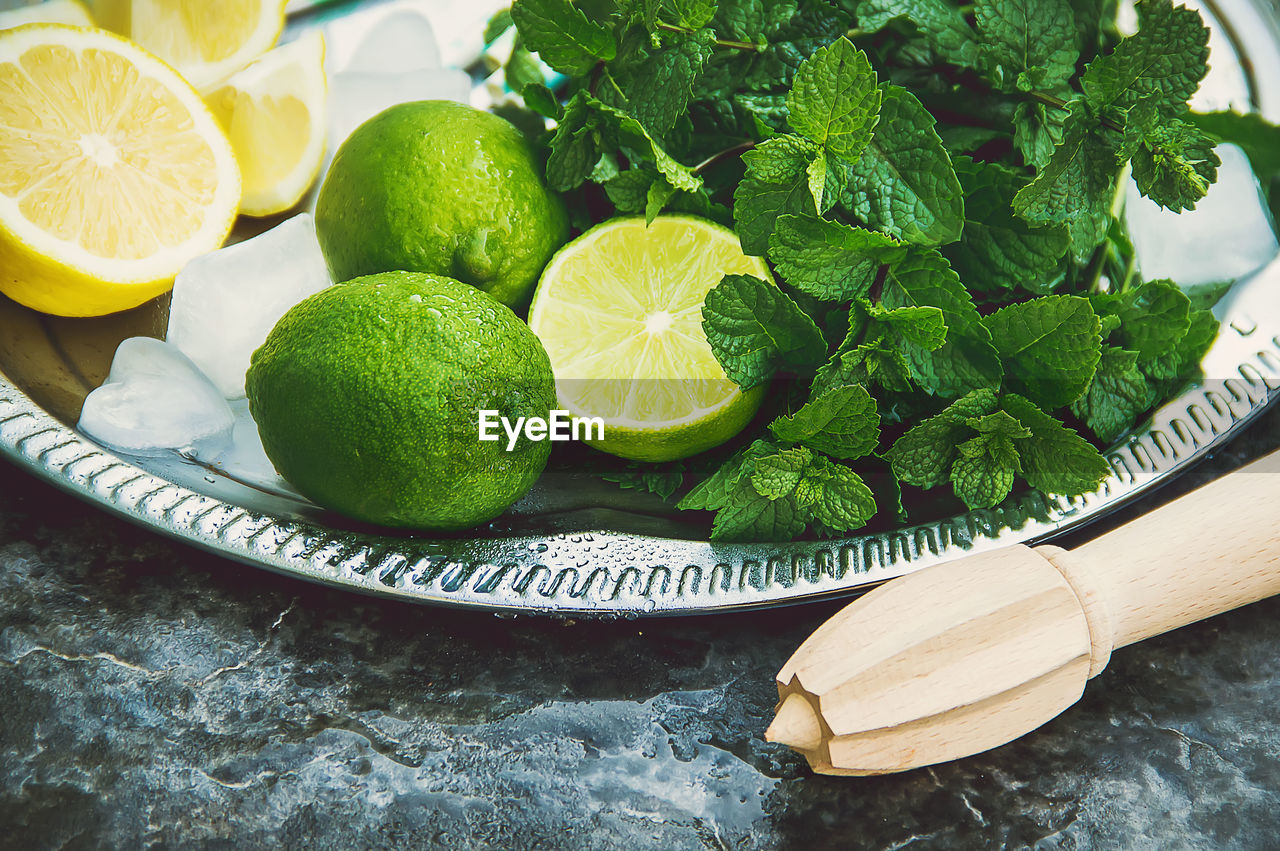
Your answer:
[0,25,241,317]
[0,0,93,29]
[527,215,773,462]
[207,31,327,217]
[94,0,286,92]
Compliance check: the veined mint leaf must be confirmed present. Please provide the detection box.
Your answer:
[769,383,881,459]
[1069,346,1150,442]
[1130,117,1221,212]
[944,158,1069,294]
[589,97,702,192]
[1101,278,1191,360]
[660,0,718,30]
[865,302,948,349]
[767,214,907,301]
[951,433,1021,508]
[1001,392,1110,494]
[702,274,827,389]
[733,135,819,255]
[1080,0,1209,115]
[786,37,882,162]
[880,251,1003,397]
[842,85,965,246]
[522,82,562,119]
[546,93,603,191]
[604,28,716,136]
[678,439,777,510]
[857,0,980,67]
[982,294,1102,409]
[975,0,1078,92]
[799,458,879,532]
[511,0,617,76]
[1012,100,1115,256]
[712,0,797,41]
[1013,100,1068,168]
[604,167,657,212]
[885,388,1000,488]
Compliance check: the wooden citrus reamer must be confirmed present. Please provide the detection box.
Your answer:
[766,448,1280,775]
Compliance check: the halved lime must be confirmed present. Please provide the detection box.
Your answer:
[527,215,773,462]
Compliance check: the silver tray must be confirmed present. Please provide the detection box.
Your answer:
[1,0,1279,617]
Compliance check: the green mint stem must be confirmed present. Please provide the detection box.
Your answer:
[656,22,760,51]
[693,140,756,174]
[1029,90,1125,134]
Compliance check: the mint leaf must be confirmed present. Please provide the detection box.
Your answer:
[1000,392,1110,494]
[604,168,656,212]
[678,439,777,510]
[733,135,819,254]
[1130,117,1220,212]
[546,93,602,191]
[702,274,827,389]
[975,0,1078,92]
[944,158,1069,294]
[604,28,716,136]
[713,0,797,41]
[769,383,881,459]
[1099,278,1191,360]
[865,302,948,349]
[786,37,882,162]
[842,85,965,246]
[767,214,907,301]
[1013,100,1067,168]
[1012,100,1115,255]
[660,0,717,30]
[522,82,562,119]
[857,0,980,68]
[590,97,702,192]
[511,0,617,76]
[1080,0,1209,116]
[885,388,1001,489]
[880,250,1003,396]
[983,294,1102,409]
[1069,346,1150,442]
[951,432,1021,508]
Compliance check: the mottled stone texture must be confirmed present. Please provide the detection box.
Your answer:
[1,407,1279,848]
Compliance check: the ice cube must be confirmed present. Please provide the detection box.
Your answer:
[327,67,471,148]
[192,398,299,496]
[345,9,442,73]
[168,214,331,399]
[79,337,234,455]
[1125,143,1279,287]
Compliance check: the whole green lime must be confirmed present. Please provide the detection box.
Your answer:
[246,271,556,531]
[314,101,568,310]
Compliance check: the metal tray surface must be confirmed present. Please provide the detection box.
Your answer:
[1,0,1278,616]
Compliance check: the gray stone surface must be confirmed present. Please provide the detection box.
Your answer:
[1,407,1279,848]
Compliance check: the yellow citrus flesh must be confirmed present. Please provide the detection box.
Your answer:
[207,31,327,217]
[527,215,773,462]
[94,0,286,92]
[0,0,93,29]
[0,25,241,317]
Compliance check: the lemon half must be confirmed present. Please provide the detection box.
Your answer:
[208,31,327,217]
[0,24,241,317]
[93,0,287,92]
[527,215,773,462]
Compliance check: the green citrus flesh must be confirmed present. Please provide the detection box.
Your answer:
[246,271,556,531]
[527,215,772,463]
[314,101,569,310]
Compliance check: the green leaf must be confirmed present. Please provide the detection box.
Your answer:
[982,294,1102,409]
[604,28,716,136]
[661,0,718,29]
[603,168,656,212]
[1080,0,1209,115]
[786,37,882,162]
[702,274,828,389]
[733,135,820,255]
[769,383,881,459]
[950,435,1020,508]
[865,302,948,349]
[712,0,797,41]
[975,0,1078,92]
[1069,346,1150,442]
[1104,278,1191,360]
[800,458,879,532]
[857,0,980,68]
[546,93,602,191]
[521,82,562,119]
[1012,100,1116,255]
[1130,117,1221,212]
[767,214,907,301]
[645,176,678,222]
[943,158,1069,294]
[589,96,702,192]
[1001,392,1110,494]
[880,251,1003,397]
[511,0,617,76]
[1013,100,1067,168]
[842,85,965,246]
[885,388,1000,488]
[678,439,776,510]
[485,8,514,43]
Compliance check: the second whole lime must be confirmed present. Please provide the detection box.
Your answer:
[246,271,556,531]
[315,100,568,310]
